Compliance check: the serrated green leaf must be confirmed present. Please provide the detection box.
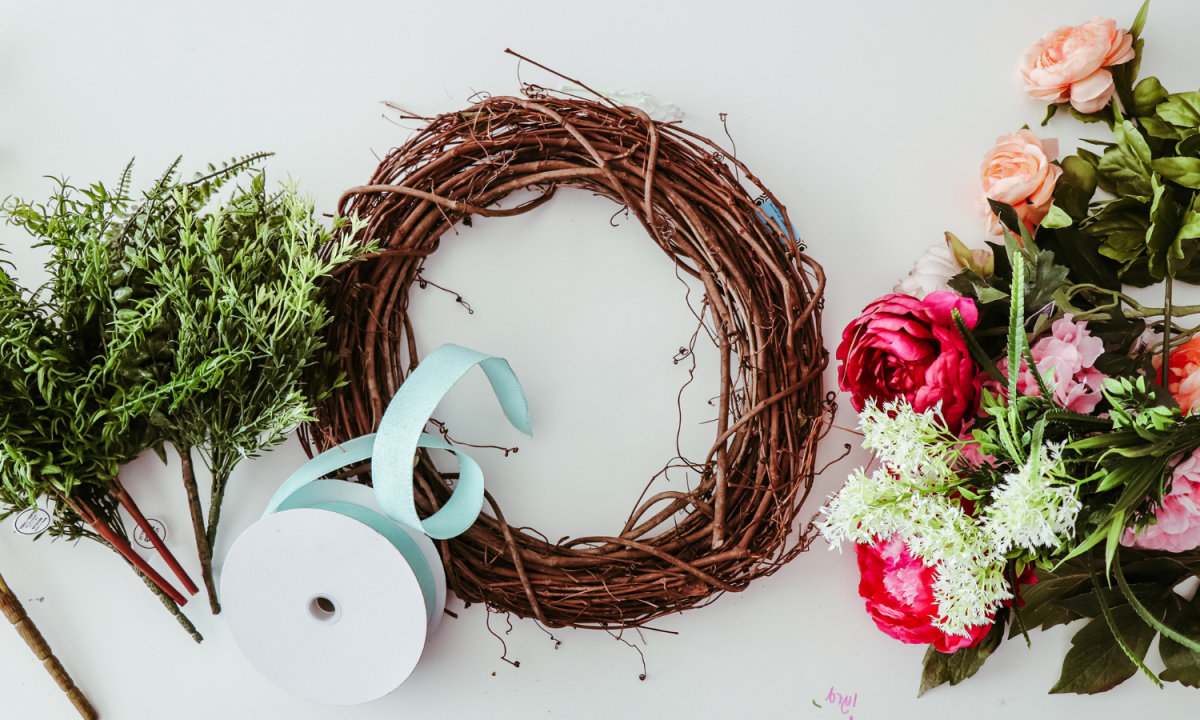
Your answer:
[1141,116,1181,139]
[1153,157,1200,189]
[1161,596,1200,687]
[919,613,1006,697]
[1159,92,1200,128]
[1050,604,1158,695]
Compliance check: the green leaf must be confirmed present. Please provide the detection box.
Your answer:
[919,613,1006,697]
[1098,119,1153,197]
[953,308,1005,384]
[1070,104,1115,127]
[1141,116,1181,140]
[977,286,1010,304]
[988,199,1025,240]
[1179,194,1200,241]
[1158,92,1200,128]
[1132,77,1168,118]
[1054,156,1099,220]
[1145,175,1186,278]
[1007,253,1027,407]
[1050,604,1159,695]
[1129,0,1150,40]
[1178,134,1200,159]
[1041,103,1059,127]
[1160,597,1200,687]
[1043,203,1073,229]
[1027,249,1071,310]
[1114,549,1200,654]
[1153,157,1200,189]
[1040,226,1120,291]
[1089,196,1152,265]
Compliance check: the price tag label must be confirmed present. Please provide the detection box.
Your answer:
[13,506,51,536]
[133,518,167,549]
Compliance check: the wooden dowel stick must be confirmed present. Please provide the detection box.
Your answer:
[0,570,98,720]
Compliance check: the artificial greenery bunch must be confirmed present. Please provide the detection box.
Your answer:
[0,154,374,631]
[123,162,373,613]
[825,1,1200,697]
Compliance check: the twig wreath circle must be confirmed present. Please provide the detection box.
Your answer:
[304,75,831,630]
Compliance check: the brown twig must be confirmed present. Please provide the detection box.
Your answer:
[0,571,98,719]
[301,76,828,629]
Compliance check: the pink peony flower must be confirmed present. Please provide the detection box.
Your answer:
[992,314,1106,413]
[856,535,992,652]
[978,130,1063,237]
[1123,449,1200,553]
[837,292,981,433]
[1153,337,1200,416]
[1021,16,1136,114]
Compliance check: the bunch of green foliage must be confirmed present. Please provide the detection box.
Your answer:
[121,162,374,612]
[0,154,373,628]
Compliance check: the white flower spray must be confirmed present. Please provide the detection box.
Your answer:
[819,400,1011,635]
[984,442,1081,553]
[818,399,1079,637]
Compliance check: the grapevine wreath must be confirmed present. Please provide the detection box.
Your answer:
[301,62,831,630]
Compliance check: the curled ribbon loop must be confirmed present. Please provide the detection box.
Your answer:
[263,344,532,540]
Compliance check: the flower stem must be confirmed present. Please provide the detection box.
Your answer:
[131,564,203,644]
[111,475,199,597]
[177,444,220,614]
[204,455,233,595]
[64,495,188,606]
[1163,275,1174,388]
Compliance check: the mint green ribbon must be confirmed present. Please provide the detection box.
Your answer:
[263,342,532,537]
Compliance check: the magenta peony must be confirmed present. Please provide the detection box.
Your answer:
[1123,449,1200,553]
[856,535,993,653]
[992,314,1106,413]
[837,291,981,433]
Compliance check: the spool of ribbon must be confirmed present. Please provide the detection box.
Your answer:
[222,344,532,705]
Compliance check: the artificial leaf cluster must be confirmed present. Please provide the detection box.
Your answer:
[0,156,374,629]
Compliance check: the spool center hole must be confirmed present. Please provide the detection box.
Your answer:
[307,594,340,624]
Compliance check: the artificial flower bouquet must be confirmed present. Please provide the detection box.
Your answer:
[821,2,1200,695]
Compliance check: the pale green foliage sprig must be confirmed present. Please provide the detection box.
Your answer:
[127,169,376,563]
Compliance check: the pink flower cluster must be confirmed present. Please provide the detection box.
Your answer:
[1123,449,1200,553]
[993,315,1106,413]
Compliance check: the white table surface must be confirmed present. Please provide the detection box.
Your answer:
[3,0,1199,717]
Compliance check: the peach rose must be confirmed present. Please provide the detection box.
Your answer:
[1021,16,1135,114]
[977,129,1063,236]
[1154,337,1200,416]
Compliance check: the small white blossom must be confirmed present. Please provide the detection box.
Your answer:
[858,399,961,488]
[984,443,1081,553]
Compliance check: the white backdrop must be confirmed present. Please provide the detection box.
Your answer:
[2,0,1199,718]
